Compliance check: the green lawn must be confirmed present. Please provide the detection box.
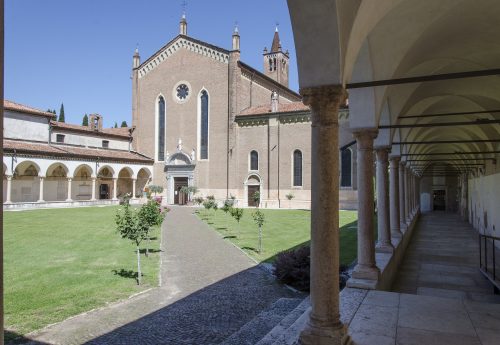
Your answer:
[196,208,359,266]
[3,206,161,339]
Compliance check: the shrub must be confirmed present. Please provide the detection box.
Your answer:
[194,196,204,205]
[285,193,295,201]
[273,245,310,291]
[273,245,350,291]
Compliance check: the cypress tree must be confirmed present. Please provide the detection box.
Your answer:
[82,114,89,126]
[58,103,65,122]
[120,121,128,127]
[114,122,118,128]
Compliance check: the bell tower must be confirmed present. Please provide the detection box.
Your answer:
[263,27,289,88]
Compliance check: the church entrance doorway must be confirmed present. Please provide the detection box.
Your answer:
[174,177,188,205]
[248,185,260,207]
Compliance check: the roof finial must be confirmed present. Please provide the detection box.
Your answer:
[275,22,279,32]
[234,21,239,34]
[181,0,187,18]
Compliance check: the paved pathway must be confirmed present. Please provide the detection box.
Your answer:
[21,207,300,345]
[392,212,500,303]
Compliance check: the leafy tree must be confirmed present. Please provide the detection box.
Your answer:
[82,114,89,126]
[121,121,128,127]
[58,103,65,122]
[231,207,244,235]
[115,203,148,285]
[252,210,265,253]
[222,200,232,229]
[114,122,118,128]
[138,199,167,256]
[148,185,164,196]
[202,199,213,219]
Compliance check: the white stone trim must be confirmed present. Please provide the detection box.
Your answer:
[138,37,229,79]
[291,149,303,188]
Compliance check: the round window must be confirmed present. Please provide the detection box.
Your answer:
[176,84,189,100]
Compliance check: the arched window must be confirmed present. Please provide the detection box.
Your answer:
[340,149,352,187]
[157,96,166,161]
[273,57,277,71]
[293,150,302,187]
[250,150,259,171]
[200,90,209,159]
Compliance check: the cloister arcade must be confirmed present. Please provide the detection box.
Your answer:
[286,0,500,344]
[2,156,152,206]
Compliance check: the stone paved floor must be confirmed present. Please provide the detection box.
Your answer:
[19,206,301,345]
[392,212,500,303]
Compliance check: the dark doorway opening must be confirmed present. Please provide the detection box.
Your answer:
[174,177,188,205]
[248,185,260,207]
[433,189,446,211]
[99,184,109,199]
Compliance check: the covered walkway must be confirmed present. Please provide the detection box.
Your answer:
[393,212,500,302]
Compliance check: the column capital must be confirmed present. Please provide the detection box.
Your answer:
[352,129,378,150]
[300,85,347,126]
[67,177,73,182]
[375,147,390,159]
[6,175,13,180]
[390,156,401,168]
[39,176,45,180]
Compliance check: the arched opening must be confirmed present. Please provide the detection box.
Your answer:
[117,168,133,199]
[12,161,40,202]
[293,150,303,187]
[45,163,69,201]
[199,90,209,160]
[97,166,114,200]
[245,174,261,207]
[136,168,152,198]
[3,163,8,203]
[250,150,259,171]
[157,96,166,161]
[73,165,93,201]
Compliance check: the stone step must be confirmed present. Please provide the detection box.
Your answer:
[255,297,310,345]
[221,298,303,345]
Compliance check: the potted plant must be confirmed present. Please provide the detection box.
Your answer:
[148,185,164,203]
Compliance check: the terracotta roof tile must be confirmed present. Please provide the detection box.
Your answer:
[3,139,153,164]
[238,102,310,117]
[51,121,131,139]
[4,100,55,118]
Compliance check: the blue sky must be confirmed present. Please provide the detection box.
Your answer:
[5,0,298,127]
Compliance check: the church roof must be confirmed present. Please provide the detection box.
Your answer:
[238,61,301,100]
[271,30,281,53]
[4,100,55,119]
[3,139,153,164]
[238,101,310,117]
[51,121,132,139]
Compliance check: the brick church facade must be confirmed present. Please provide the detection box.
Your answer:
[132,15,357,208]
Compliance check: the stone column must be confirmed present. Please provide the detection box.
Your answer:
[405,166,411,223]
[38,177,45,202]
[112,178,118,200]
[132,178,137,199]
[399,161,406,229]
[375,148,393,252]
[299,85,350,345]
[5,175,12,204]
[390,157,402,239]
[462,173,468,220]
[91,178,97,201]
[66,178,73,202]
[351,129,380,282]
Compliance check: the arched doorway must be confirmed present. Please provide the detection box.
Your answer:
[97,166,114,200]
[245,174,262,207]
[165,150,195,205]
[136,168,152,199]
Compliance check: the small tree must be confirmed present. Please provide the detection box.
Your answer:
[82,114,89,126]
[222,200,232,229]
[121,120,128,127]
[252,191,260,207]
[252,209,265,253]
[115,203,148,285]
[149,185,164,196]
[202,199,213,219]
[58,103,65,122]
[231,207,244,235]
[285,192,295,208]
[138,199,167,256]
[114,122,118,128]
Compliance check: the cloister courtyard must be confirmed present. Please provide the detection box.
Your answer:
[4,205,357,343]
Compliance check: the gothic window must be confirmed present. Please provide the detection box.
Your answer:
[158,96,166,161]
[273,58,277,71]
[341,149,352,187]
[200,90,209,159]
[269,58,273,71]
[293,150,302,187]
[250,150,259,171]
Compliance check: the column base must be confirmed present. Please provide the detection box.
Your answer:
[376,241,394,253]
[65,199,73,202]
[112,198,119,201]
[37,200,45,203]
[4,201,12,205]
[351,263,380,280]
[300,321,351,345]
[391,230,403,239]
